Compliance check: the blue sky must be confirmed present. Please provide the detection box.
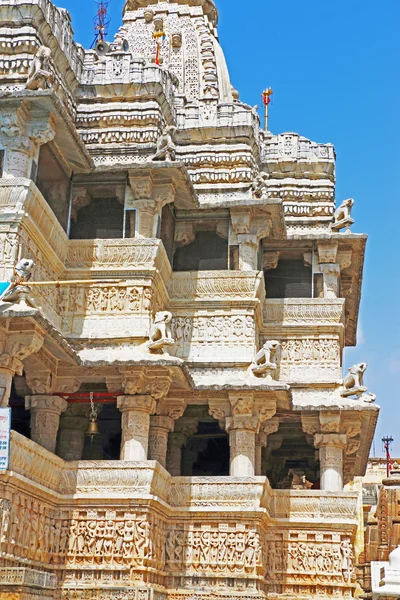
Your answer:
[62,0,400,456]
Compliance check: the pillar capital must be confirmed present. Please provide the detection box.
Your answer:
[25,394,68,413]
[156,397,187,420]
[0,331,44,407]
[25,394,68,453]
[261,416,280,436]
[226,415,260,433]
[119,367,172,400]
[117,394,156,414]
[150,415,175,431]
[228,392,254,415]
[314,433,347,450]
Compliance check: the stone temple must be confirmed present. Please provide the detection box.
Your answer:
[0,0,380,598]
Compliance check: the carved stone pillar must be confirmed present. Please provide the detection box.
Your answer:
[148,415,174,468]
[25,395,68,453]
[315,241,352,299]
[166,432,187,476]
[255,417,280,475]
[0,364,19,408]
[314,433,347,491]
[319,264,341,298]
[148,398,186,468]
[0,331,44,407]
[0,102,55,178]
[128,175,175,238]
[236,234,259,271]
[230,208,271,271]
[117,395,156,461]
[56,405,91,461]
[255,432,267,476]
[226,416,259,476]
[166,418,198,476]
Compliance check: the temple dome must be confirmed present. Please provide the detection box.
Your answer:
[119,0,233,102]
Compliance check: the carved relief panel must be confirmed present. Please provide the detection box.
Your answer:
[165,523,264,577]
[265,531,356,594]
[0,493,69,565]
[66,509,165,571]
[170,314,255,362]
[266,336,341,382]
[58,285,152,338]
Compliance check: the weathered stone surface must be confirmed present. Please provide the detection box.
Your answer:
[0,0,376,598]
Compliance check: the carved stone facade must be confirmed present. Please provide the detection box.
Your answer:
[0,0,377,598]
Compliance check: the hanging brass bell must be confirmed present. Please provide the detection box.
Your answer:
[86,416,100,437]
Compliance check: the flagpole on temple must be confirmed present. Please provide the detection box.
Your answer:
[382,435,394,478]
[261,88,273,131]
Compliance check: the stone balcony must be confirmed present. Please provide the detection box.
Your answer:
[0,178,172,337]
[261,132,336,178]
[0,431,360,598]
[262,297,345,326]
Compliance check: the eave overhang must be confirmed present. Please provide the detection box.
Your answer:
[0,90,93,174]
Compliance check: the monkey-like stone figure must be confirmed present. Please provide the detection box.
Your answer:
[251,172,269,199]
[341,362,375,402]
[250,340,280,379]
[0,259,38,308]
[148,311,175,353]
[331,198,354,232]
[25,46,53,91]
[151,126,177,162]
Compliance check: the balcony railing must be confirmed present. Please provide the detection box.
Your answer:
[263,297,345,325]
[1,432,359,598]
[7,431,358,520]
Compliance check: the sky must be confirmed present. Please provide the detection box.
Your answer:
[60,0,400,456]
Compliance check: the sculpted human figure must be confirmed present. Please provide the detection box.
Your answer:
[25,45,53,90]
[250,340,280,379]
[151,126,177,161]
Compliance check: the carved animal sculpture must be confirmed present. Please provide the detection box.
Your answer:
[152,126,177,161]
[251,340,280,378]
[25,46,52,90]
[14,259,34,284]
[0,259,36,306]
[149,311,173,343]
[254,340,280,368]
[251,173,269,198]
[343,362,367,391]
[333,198,354,226]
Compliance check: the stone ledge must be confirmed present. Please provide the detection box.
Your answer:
[0,567,57,589]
